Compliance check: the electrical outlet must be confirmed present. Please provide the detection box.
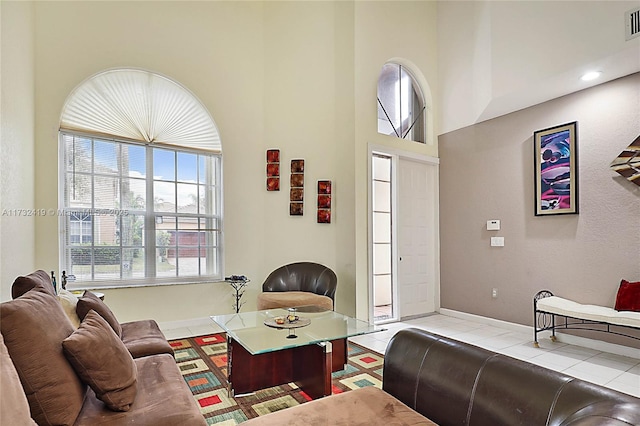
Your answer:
[492,288,498,298]
[491,237,505,247]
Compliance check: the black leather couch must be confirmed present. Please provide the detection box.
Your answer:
[244,327,640,425]
[385,328,640,425]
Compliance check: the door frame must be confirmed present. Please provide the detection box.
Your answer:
[367,144,440,324]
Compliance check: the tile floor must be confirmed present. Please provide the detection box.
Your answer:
[161,313,640,398]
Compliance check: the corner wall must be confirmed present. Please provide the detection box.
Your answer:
[439,73,640,346]
[0,1,36,301]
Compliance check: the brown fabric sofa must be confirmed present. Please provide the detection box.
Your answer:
[74,288,174,359]
[12,270,174,359]
[243,328,640,425]
[0,270,205,426]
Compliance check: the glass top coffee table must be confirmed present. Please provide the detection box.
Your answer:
[212,306,382,399]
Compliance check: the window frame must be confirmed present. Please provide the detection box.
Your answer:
[58,130,224,289]
[377,62,427,144]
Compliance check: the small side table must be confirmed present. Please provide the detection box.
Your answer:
[225,275,250,313]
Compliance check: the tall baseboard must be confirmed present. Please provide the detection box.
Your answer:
[438,308,531,334]
[438,308,640,359]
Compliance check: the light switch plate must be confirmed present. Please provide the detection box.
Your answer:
[487,220,501,231]
[491,237,505,247]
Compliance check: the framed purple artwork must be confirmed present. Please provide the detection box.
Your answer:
[534,122,578,216]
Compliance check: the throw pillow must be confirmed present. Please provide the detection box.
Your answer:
[614,279,640,312]
[63,310,138,412]
[76,290,123,337]
[11,269,56,299]
[57,289,81,328]
[0,290,86,426]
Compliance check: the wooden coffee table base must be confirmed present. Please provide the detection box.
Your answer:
[227,336,347,400]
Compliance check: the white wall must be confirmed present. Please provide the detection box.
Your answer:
[438,1,640,134]
[439,73,640,348]
[0,1,36,300]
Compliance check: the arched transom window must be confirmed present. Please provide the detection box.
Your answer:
[377,63,426,143]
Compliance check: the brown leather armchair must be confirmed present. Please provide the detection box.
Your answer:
[257,262,337,311]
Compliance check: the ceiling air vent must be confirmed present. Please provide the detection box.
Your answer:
[626,7,640,41]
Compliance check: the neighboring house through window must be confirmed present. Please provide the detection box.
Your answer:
[69,212,92,244]
[59,69,222,288]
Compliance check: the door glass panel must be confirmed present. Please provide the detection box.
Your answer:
[372,154,395,323]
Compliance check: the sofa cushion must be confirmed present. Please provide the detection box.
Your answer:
[614,279,640,312]
[0,333,37,426]
[120,320,174,358]
[63,310,138,411]
[73,354,207,426]
[58,288,81,328]
[0,289,86,426]
[11,269,56,299]
[256,291,333,311]
[241,386,436,425]
[77,290,123,337]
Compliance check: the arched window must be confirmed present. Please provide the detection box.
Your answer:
[59,69,222,288]
[377,63,426,143]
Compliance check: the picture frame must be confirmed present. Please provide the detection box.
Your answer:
[534,121,578,216]
[266,149,280,191]
[317,180,332,224]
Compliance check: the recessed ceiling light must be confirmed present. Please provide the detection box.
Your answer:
[581,71,602,81]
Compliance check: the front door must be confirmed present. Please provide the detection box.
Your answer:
[397,157,437,318]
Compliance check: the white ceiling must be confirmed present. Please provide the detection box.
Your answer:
[438,1,640,134]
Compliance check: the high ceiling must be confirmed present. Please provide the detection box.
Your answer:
[437,1,640,134]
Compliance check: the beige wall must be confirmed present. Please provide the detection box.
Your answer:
[439,74,640,344]
[0,1,36,300]
[353,0,439,318]
[0,1,439,323]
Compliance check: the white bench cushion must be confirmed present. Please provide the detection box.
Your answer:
[537,296,640,328]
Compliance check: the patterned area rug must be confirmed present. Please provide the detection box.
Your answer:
[169,334,384,425]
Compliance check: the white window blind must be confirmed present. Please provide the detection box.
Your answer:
[60,69,221,153]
